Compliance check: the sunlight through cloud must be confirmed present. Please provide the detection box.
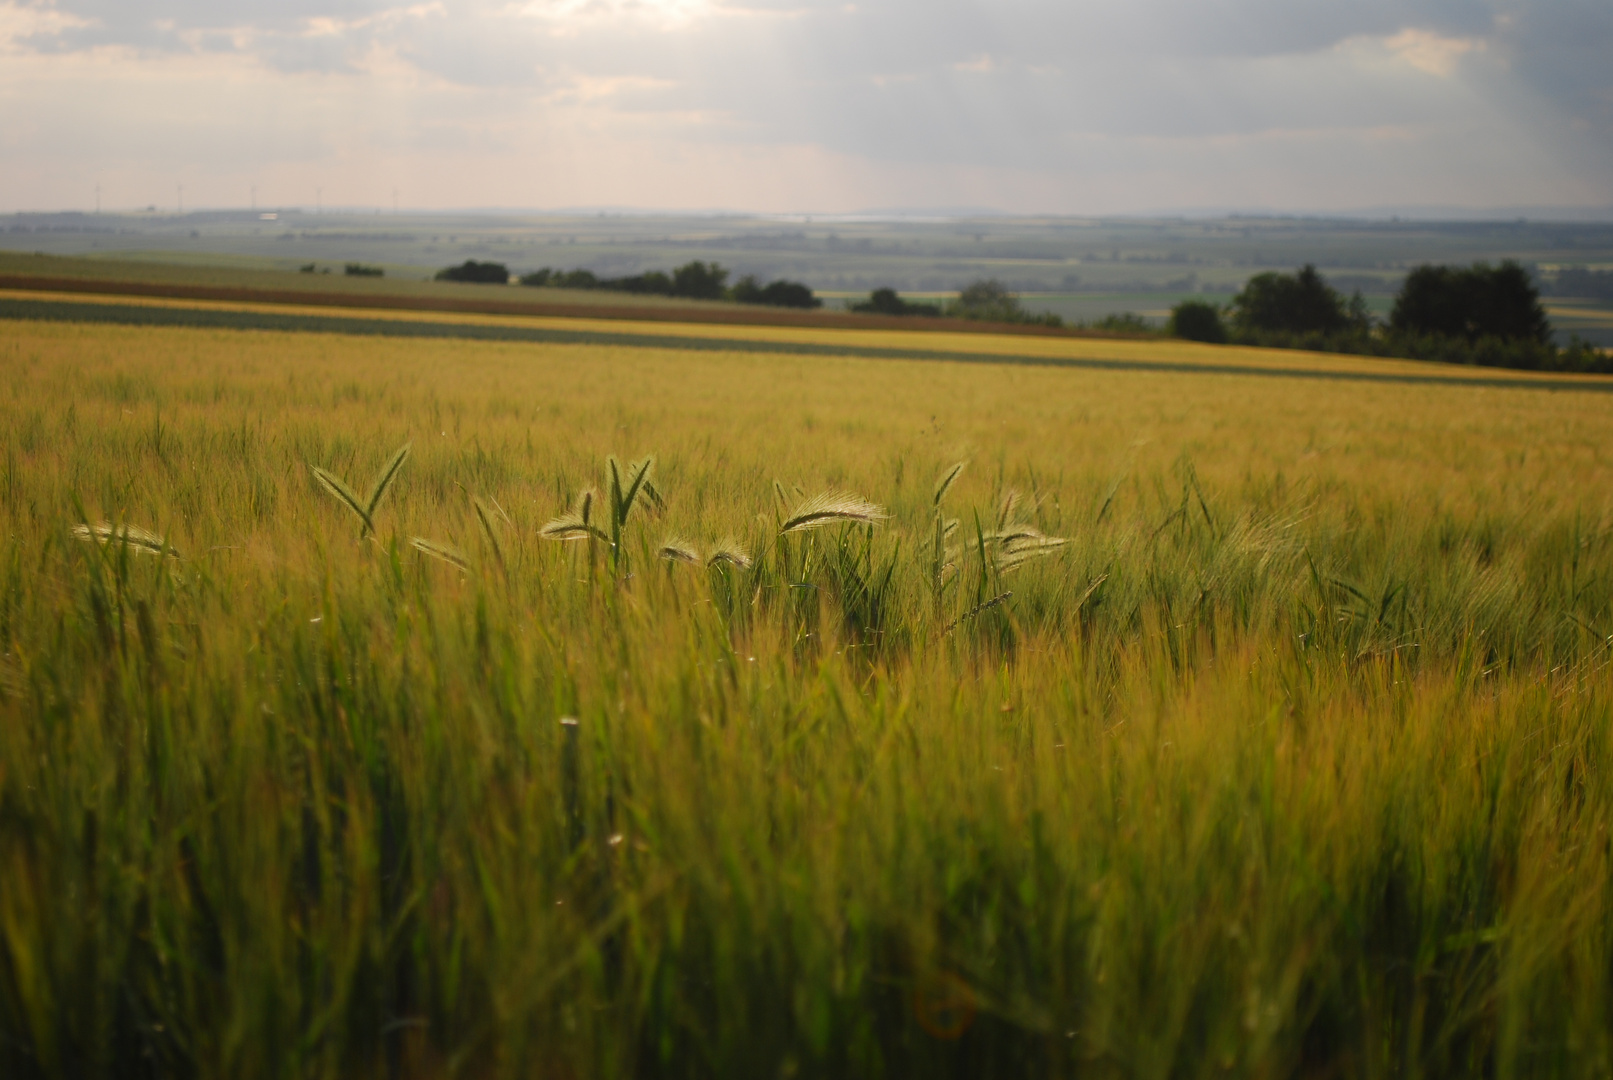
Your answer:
[1384,28,1482,78]
[511,0,716,29]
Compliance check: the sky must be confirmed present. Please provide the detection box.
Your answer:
[2,0,1611,216]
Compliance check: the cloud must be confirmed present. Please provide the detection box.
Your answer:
[513,0,722,30]
[0,0,1610,213]
[0,2,91,42]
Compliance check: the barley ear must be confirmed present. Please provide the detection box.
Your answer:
[933,461,967,507]
[707,540,753,569]
[365,442,412,519]
[658,539,701,564]
[539,516,609,542]
[641,479,667,517]
[944,590,1013,634]
[541,489,608,542]
[410,536,470,570]
[73,522,180,559]
[312,465,374,534]
[780,492,888,534]
[1075,573,1109,610]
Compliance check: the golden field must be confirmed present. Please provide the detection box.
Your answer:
[2,315,1612,1078]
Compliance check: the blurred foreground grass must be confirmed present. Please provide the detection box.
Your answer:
[2,321,1612,1077]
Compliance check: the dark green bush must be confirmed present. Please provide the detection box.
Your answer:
[731,275,821,309]
[601,271,674,296]
[1168,300,1227,343]
[852,287,941,317]
[520,268,603,289]
[1226,324,1613,374]
[1088,313,1153,334]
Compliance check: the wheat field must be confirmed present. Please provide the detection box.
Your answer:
[3,317,1613,1078]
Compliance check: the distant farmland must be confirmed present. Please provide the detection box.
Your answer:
[8,210,1613,343]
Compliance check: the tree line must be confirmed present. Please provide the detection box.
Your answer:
[432,256,1605,373]
[1167,261,1607,374]
[438,261,1064,325]
[436,259,822,309]
[852,280,1064,326]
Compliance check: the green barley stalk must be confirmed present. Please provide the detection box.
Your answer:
[365,442,411,522]
[933,461,967,508]
[930,463,967,610]
[311,441,410,536]
[311,466,374,535]
[474,497,506,573]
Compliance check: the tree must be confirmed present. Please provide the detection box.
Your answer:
[948,279,1024,322]
[1168,300,1227,344]
[729,275,764,304]
[670,260,728,300]
[852,287,941,317]
[436,260,509,284]
[552,269,599,289]
[1390,261,1551,344]
[601,270,674,296]
[855,287,907,315]
[731,275,821,309]
[1232,264,1363,335]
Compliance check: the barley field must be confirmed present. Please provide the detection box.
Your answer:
[2,315,1613,1078]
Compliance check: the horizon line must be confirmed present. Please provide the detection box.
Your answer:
[7,204,1613,224]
